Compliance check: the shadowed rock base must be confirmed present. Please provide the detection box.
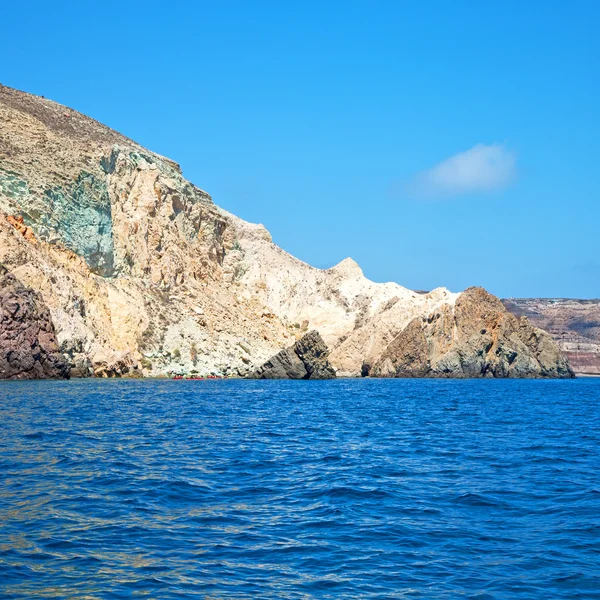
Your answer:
[249,330,336,379]
[0,265,69,379]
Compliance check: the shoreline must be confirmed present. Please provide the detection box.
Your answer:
[1,374,593,382]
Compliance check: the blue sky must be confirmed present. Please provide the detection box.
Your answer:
[2,1,598,297]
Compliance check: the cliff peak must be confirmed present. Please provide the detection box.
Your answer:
[329,257,363,278]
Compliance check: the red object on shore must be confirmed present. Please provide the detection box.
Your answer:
[171,375,224,380]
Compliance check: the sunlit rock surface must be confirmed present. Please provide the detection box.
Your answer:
[370,288,574,378]
[0,84,573,378]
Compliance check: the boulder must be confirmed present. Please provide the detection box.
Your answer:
[0,265,70,379]
[250,330,336,379]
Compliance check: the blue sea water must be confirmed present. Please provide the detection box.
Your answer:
[0,378,599,599]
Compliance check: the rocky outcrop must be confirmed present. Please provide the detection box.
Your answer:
[0,84,295,378]
[250,331,336,379]
[0,84,460,378]
[503,298,600,376]
[0,84,573,379]
[0,265,69,379]
[370,287,574,378]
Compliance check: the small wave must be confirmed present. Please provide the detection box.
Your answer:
[322,486,394,500]
[2,377,599,598]
[452,492,503,507]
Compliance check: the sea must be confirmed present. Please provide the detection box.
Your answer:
[1,378,599,599]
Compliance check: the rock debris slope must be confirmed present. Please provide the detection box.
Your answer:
[0,84,572,378]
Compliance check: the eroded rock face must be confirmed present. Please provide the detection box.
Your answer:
[250,331,336,379]
[0,84,460,378]
[0,84,295,378]
[370,287,574,379]
[503,298,600,376]
[0,265,69,379]
[0,84,573,379]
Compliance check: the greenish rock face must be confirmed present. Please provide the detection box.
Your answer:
[0,168,115,277]
[0,170,30,203]
[40,172,114,276]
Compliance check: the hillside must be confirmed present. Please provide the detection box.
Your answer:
[503,298,600,376]
[0,84,572,378]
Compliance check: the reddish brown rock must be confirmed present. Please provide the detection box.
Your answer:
[6,215,36,243]
[0,265,69,379]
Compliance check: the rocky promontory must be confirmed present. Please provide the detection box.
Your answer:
[249,331,336,379]
[503,298,600,376]
[0,84,574,379]
[0,265,69,379]
[370,287,574,378]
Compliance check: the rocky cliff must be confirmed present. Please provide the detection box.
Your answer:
[0,84,573,379]
[0,265,69,379]
[370,288,574,378]
[503,298,600,376]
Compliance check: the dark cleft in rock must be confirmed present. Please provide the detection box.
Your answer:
[0,265,70,379]
[249,330,336,379]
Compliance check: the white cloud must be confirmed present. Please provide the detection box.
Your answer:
[408,143,516,198]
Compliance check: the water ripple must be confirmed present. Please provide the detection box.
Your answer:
[0,378,599,598]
